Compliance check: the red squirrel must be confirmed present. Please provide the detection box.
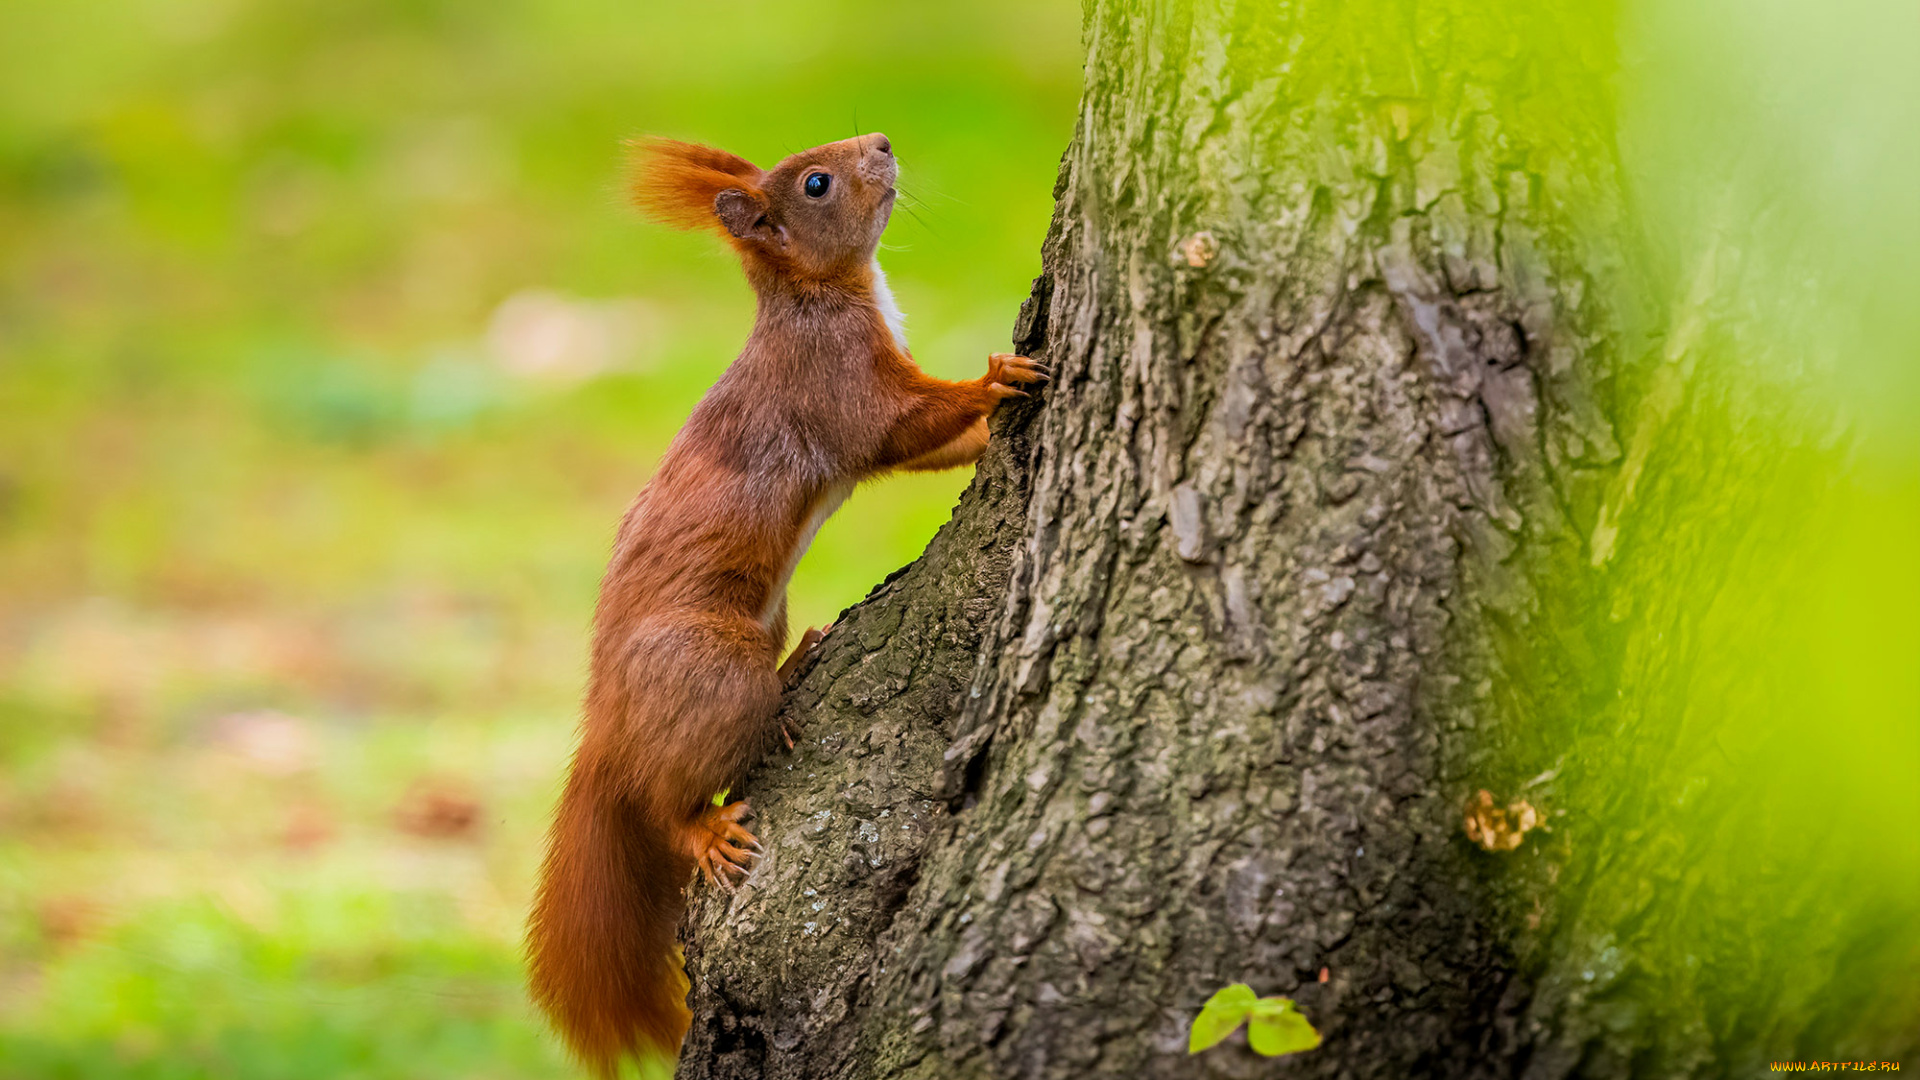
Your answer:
[525,133,1045,1075]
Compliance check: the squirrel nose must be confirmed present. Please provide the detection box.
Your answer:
[871,134,892,157]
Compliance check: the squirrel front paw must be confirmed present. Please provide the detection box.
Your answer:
[984,353,1049,398]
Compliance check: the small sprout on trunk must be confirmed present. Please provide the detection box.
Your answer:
[1189,983,1322,1057]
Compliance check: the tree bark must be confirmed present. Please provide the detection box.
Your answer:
[676,3,1915,1078]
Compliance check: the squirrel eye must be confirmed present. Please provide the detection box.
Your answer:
[804,173,830,198]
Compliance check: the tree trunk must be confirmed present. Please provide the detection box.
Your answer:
[677,3,1916,1078]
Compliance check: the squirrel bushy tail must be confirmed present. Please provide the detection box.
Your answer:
[527,765,692,1077]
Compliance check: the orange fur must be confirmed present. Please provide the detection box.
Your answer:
[526,134,1045,1077]
[627,138,763,233]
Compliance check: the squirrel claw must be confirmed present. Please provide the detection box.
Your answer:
[700,850,747,891]
[986,353,1048,388]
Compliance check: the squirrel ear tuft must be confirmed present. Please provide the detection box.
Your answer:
[627,138,764,233]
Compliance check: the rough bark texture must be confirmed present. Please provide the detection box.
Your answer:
[676,3,1909,1078]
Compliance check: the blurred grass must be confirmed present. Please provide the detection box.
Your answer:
[0,0,1079,1076]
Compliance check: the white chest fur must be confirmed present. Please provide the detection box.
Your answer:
[870,258,908,351]
[761,479,857,629]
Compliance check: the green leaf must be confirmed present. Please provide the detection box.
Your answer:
[1247,997,1290,1021]
[1246,998,1321,1057]
[1189,984,1257,1054]
[711,787,730,807]
[1203,983,1259,1011]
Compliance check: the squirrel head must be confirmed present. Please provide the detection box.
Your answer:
[630,133,897,288]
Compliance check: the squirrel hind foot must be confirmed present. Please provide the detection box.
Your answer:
[683,801,761,889]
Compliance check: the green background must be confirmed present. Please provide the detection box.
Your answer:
[0,1,1078,1076]
[4,0,1918,1075]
